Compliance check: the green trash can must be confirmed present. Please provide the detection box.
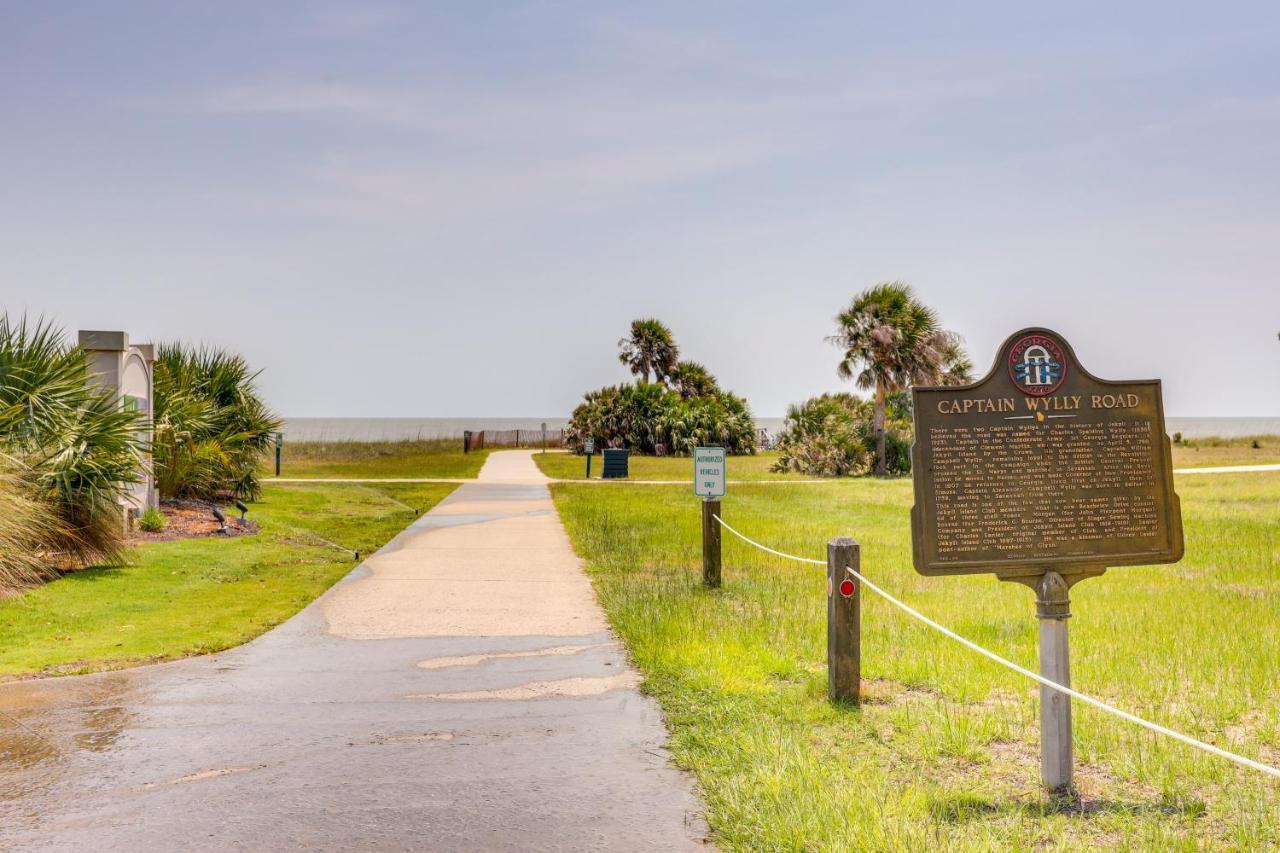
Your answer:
[602,448,630,479]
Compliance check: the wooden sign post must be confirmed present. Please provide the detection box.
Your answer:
[695,447,726,588]
[910,327,1183,792]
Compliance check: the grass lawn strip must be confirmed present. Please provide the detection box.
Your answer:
[535,450,813,481]
[551,472,1280,849]
[269,438,492,479]
[0,482,455,679]
[536,439,1280,482]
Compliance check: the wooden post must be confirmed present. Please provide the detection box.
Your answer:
[827,537,860,704]
[274,432,283,477]
[702,499,722,588]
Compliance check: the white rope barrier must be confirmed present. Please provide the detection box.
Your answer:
[711,514,1280,781]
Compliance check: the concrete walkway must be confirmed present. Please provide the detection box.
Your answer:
[0,451,707,851]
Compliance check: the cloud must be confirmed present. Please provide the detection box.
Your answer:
[295,6,405,39]
[180,16,1147,227]
[184,72,832,222]
[305,134,809,222]
[192,82,426,127]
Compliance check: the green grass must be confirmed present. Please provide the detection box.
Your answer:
[1171,435,1280,468]
[0,481,454,678]
[268,438,491,478]
[533,437,1280,483]
[534,450,813,481]
[551,472,1280,850]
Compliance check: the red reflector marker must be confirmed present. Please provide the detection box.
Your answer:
[839,578,856,598]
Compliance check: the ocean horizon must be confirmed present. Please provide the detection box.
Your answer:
[281,416,1280,442]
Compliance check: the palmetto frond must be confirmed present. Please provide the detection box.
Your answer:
[153,343,282,500]
[618,319,680,384]
[0,314,146,564]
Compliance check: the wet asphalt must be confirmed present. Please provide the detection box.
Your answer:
[0,460,709,851]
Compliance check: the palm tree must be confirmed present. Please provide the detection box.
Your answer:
[617,319,679,384]
[669,360,719,399]
[828,283,971,475]
[153,344,282,500]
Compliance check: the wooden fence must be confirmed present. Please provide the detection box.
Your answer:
[466,429,565,451]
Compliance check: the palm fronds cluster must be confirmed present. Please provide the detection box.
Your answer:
[617,319,680,385]
[0,316,146,591]
[568,322,755,456]
[827,282,971,474]
[152,344,282,501]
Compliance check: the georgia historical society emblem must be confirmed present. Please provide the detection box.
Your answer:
[1007,333,1066,396]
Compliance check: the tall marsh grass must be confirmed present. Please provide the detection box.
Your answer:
[0,455,73,592]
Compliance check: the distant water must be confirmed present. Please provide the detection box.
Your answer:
[282,416,1280,442]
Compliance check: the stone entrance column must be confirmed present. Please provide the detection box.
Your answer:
[79,330,157,529]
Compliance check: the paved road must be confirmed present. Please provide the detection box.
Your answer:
[0,451,708,851]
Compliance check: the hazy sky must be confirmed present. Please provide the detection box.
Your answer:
[2,2,1277,417]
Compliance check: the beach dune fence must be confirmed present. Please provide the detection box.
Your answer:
[467,429,565,451]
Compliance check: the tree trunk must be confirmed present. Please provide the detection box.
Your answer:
[873,381,887,476]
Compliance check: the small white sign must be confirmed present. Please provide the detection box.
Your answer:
[693,446,726,498]
[584,437,595,454]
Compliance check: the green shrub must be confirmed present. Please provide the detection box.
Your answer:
[137,506,167,533]
[771,392,912,477]
[153,344,282,500]
[566,383,755,456]
[0,315,145,564]
[569,321,756,456]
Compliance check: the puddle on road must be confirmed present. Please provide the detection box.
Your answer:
[0,724,59,772]
[140,765,265,790]
[370,731,457,744]
[417,642,611,670]
[0,674,139,795]
[409,672,640,701]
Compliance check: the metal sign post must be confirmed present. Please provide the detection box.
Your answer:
[1036,572,1072,789]
[584,437,595,478]
[274,431,283,477]
[909,327,1183,793]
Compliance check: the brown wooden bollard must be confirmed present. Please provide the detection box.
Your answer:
[827,536,861,703]
[702,499,722,588]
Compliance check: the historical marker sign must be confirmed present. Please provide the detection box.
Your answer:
[910,327,1183,582]
[694,446,726,498]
